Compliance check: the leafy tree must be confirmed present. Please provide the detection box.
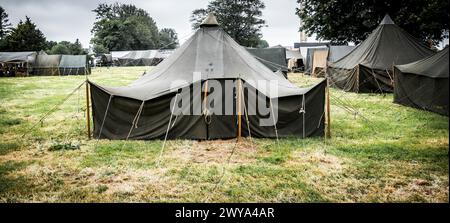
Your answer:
[257,39,269,48]
[296,0,449,45]
[4,16,46,51]
[48,39,87,55]
[159,28,179,49]
[45,40,57,51]
[93,44,109,55]
[91,3,160,51]
[190,0,266,47]
[0,6,11,39]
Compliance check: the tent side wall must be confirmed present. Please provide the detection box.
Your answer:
[393,67,449,116]
[90,79,326,140]
[59,55,91,75]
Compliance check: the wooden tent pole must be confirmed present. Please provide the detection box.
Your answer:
[85,80,91,140]
[325,79,331,139]
[237,78,242,140]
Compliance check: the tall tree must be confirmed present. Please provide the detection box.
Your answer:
[91,3,160,51]
[159,28,179,49]
[296,0,449,45]
[4,16,46,51]
[190,0,266,47]
[0,6,11,39]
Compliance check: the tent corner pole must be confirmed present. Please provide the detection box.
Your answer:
[85,80,91,140]
[237,78,242,141]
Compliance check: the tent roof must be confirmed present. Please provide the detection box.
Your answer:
[92,26,313,101]
[396,47,448,78]
[0,51,36,62]
[286,49,303,60]
[59,55,87,68]
[327,45,355,62]
[111,51,131,59]
[329,14,434,70]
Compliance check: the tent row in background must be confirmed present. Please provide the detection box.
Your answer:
[0,51,91,77]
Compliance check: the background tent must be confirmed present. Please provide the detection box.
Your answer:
[116,50,165,66]
[246,47,288,74]
[327,15,434,93]
[327,46,355,63]
[33,55,61,76]
[305,47,327,74]
[89,13,326,140]
[394,47,448,116]
[0,52,36,77]
[286,49,304,71]
[59,55,91,75]
[311,49,329,77]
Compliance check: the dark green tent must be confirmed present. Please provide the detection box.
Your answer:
[246,47,288,74]
[394,47,448,116]
[59,55,90,75]
[89,14,326,140]
[33,55,61,76]
[327,15,434,93]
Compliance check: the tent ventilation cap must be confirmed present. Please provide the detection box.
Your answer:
[200,13,219,27]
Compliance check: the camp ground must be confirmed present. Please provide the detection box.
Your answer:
[0,1,448,206]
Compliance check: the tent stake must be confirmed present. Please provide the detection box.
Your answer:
[325,80,331,138]
[85,81,91,140]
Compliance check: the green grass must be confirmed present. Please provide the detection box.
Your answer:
[0,68,448,202]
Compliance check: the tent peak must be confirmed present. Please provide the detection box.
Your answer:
[380,14,394,25]
[200,13,219,27]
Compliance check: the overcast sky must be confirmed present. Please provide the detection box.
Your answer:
[1,0,305,48]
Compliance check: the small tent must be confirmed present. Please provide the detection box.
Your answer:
[327,15,434,93]
[59,55,90,75]
[89,14,326,140]
[285,49,304,71]
[305,47,327,74]
[33,55,62,76]
[246,47,288,75]
[393,47,448,116]
[311,49,329,77]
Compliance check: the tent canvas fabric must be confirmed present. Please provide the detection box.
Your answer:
[327,15,434,93]
[116,50,171,66]
[33,55,62,76]
[59,55,90,75]
[305,47,327,74]
[0,52,36,63]
[393,47,449,116]
[246,47,288,75]
[89,14,326,140]
[327,46,355,63]
[312,49,328,77]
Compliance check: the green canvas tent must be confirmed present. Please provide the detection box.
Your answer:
[89,13,326,140]
[394,47,448,116]
[327,15,434,93]
[33,55,62,76]
[59,55,90,75]
[246,47,288,74]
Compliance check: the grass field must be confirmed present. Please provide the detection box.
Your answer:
[0,67,448,202]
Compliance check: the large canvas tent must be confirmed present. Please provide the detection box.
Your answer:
[327,15,434,93]
[59,55,91,75]
[246,47,288,74]
[0,52,36,77]
[33,55,62,76]
[393,47,449,116]
[89,14,326,140]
